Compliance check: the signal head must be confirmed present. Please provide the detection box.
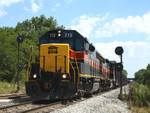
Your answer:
[115,46,124,55]
[17,36,24,43]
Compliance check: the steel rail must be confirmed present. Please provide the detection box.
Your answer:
[19,101,61,113]
[0,101,34,113]
[0,93,27,99]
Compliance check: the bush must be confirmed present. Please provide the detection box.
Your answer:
[128,82,150,107]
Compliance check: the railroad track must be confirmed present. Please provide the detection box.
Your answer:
[0,88,119,113]
[0,100,62,113]
[0,93,28,99]
[20,101,61,113]
[0,101,34,113]
[0,98,86,113]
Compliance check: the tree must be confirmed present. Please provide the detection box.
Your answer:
[122,69,128,76]
[134,64,150,86]
[146,64,150,70]
[0,14,63,82]
[0,27,18,82]
[143,70,150,85]
[134,69,146,84]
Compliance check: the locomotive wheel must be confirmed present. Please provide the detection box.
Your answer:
[83,93,92,98]
[97,87,102,93]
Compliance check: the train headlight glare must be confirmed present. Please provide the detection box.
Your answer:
[58,30,61,33]
[62,74,67,79]
[58,34,61,37]
[33,74,37,78]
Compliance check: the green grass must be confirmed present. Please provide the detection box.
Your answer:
[0,81,25,94]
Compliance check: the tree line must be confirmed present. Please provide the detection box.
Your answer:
[0,14,63,82]
[134,64,150,87]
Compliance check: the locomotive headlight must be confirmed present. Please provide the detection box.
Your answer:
[58,30,61,33]
[33,74,37,78]
[58,30,61,37]
[62,74,67,79]
[58,34,61,37]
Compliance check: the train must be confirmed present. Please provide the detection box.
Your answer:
[25,29,127,103]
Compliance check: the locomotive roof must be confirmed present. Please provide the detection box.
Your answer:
[39,29,108,60]
[39,29,89,44]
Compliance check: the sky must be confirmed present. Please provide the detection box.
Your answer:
[0,0,150,78]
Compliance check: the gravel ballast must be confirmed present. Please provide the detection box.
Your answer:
[51,85,131,113]
[0,85,131,113]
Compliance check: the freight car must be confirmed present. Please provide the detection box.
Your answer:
[115,71,128,86]
[25,30,127,103]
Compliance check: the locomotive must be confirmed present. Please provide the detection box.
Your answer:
[25,30,127,103]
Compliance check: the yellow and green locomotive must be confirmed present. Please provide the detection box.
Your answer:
[25,30,121,102]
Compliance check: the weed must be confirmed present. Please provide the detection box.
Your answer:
[0,81,25,94]
[125,82,150,113]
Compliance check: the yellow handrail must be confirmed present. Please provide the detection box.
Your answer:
[26,46,33,81]
[69,59,75,83]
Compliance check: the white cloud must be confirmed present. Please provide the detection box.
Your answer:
[51,3,60,12]
[55,3,60,7]
[0,8,7,18]
[31,0,43,13]
[94,41,150,58]
[70,15,103,38]
[94,12,150,38]
[94,41,150,77]
[0,0,23,6]
[23,6,29,12]
[64,0,72,3]
[52,8,55,12]
[70,13,109,38]
[0,0,23,18]
[70,12,150,38]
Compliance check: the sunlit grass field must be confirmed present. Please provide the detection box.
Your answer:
[0,81,25,94]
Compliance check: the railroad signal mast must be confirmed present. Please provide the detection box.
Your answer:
[115,46,124,99]
[16,35,24,92]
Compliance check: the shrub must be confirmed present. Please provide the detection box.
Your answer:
[128,82,150,107]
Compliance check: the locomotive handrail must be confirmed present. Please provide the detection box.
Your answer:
[74,53,80,84]
[27,56,35,81]
[55,55,67,73]
[54,55,72,78]
[27,56,36,81]
[40,55,69,75]
[37,54,77,83]
[69,59,76,83]
[27,46,34,81]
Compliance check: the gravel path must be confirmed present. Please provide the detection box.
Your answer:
[51,85,131,113]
